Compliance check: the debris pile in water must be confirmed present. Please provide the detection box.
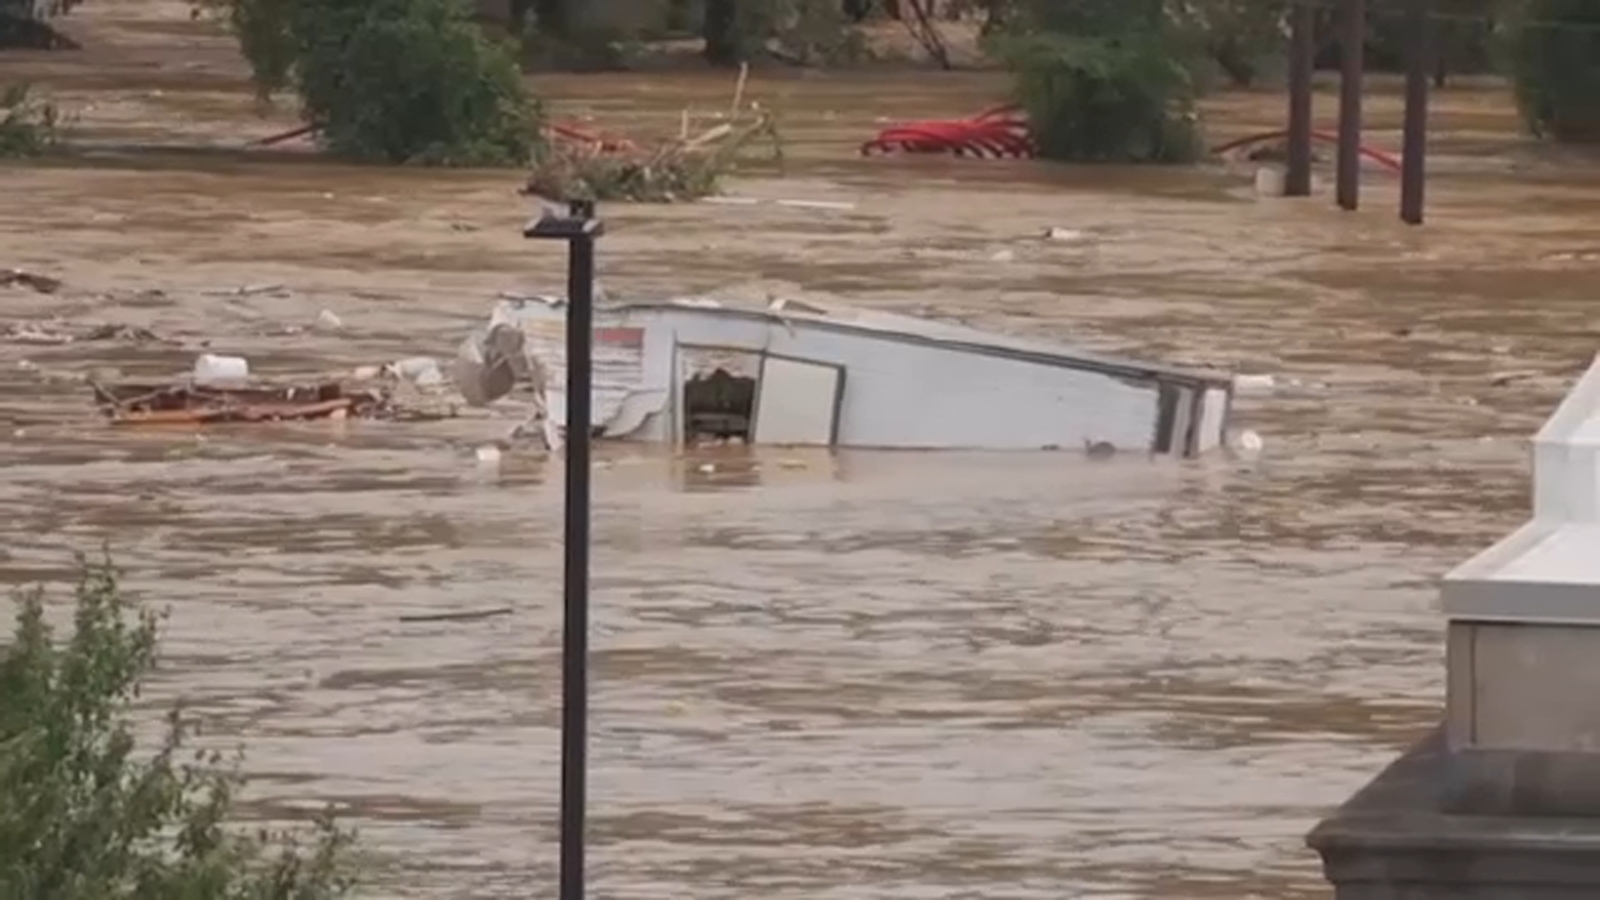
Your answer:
[89,379,392,426]
[524,111,782,204]
[523,68,781,204]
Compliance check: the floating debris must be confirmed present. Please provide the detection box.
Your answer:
[465,294,1235,456]
[193,353,250,386]
[90,379,390,426]
[398,607,512,624]
[1,268,62,294]
[3,322,74,345]
[205,283,286,298]
[82,323,160,342]
[3,319,164,345]
[1043,227,1086,242]
[1233,373,1277,394]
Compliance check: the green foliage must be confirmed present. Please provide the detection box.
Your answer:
[0,0,82,49]
[200,0,540,165]
[0,558,357,899]
[1501,0,1600,142]
[774,0,869,66]
[1175,0,1287,88]
[0,83,60,158]
[994,1,1204,163]
[702,0,866,66]
[0,0,81,22]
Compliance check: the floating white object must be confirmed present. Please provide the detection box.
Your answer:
[1044,227,1086,242]
[1232,429,1265,454]
[1234,373,1277,393]
[316,309,343,330]
[392,356,445,387]
[475,444,503,466]
[774,199,856,211]
[465,295,1235,457]
[193,353,249,385]
[1254,166,1287,197]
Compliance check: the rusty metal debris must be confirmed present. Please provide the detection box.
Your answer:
[90,379,391,426]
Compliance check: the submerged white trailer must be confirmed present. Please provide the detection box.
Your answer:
[460,296,1234,456]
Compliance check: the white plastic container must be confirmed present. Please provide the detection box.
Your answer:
[1254,166,1287,197]
[193,353,249,385]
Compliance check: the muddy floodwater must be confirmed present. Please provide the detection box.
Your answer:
[4,2,1600,897]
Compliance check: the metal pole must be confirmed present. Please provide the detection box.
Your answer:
[560,199,594,900]
[524,199,604,900]
[1285,0,1315,197]
[1336,0,1365,211]
[1400,0,1432,226]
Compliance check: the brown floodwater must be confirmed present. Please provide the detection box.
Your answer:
[4,2,1600,897]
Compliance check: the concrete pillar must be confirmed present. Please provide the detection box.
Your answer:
[1310,354,1600,898]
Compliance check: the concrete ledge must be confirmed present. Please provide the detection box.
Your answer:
[1309,725,1600,899]
[1444,747,1600,817]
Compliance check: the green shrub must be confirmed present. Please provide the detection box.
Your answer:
[0,558,357,898]
[991,0,1205,164]
[0,83,60,158]
[996,31,1204,163]
[702,0,866,66]
[203,0,540,165]
[1501,0,1600,142]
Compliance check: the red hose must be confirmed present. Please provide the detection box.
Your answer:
[862,105,1035,159]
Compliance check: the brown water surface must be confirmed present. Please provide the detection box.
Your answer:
[4,3,1600,897]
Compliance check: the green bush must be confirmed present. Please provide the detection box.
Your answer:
[0,83,60,158]
[203,0,540,165]
[1502,0,1600,142]
[995,30,1204,163]
[703,0,866,66]
[0,559,357,898]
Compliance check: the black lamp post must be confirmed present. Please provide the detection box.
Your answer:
[524,199,604,900]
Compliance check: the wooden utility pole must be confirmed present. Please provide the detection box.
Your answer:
[1336,0,1366,211]
[1285,0,1315,197]
[1400,0,1432,225]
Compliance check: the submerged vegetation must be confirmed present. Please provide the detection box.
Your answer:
[0,83,60,158]
[992,0,1204,163]
[198,0,540,165]
[1502,0,1600,143]
[5,0,1595,171]
[0,558,358,898]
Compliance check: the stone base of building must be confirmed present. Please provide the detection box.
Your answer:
[1308,724,1600,899]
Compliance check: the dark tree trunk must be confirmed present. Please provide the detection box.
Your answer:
[533,0,568,36]
[703,0,741,66]
[666,0,693,33]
